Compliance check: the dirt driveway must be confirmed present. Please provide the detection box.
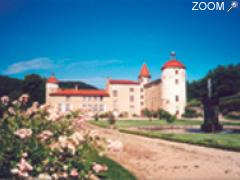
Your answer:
[87,124,240,180]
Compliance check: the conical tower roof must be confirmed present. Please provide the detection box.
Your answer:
[138,64,151,78]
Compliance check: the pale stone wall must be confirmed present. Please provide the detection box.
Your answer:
[139,77,150,111]
[46,83,59,104]
[107,84,141,116]
[47,95,108,115]
[161,68,186,118]
[144,79,162,111]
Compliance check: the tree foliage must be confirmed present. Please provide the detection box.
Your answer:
[0,74,97,105]
[188,64,240,101]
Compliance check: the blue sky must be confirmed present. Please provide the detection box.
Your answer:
[0,0,239,88]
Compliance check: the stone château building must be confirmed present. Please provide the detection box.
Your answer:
[46,52,186,118]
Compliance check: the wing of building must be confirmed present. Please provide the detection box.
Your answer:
[46,52,186,118]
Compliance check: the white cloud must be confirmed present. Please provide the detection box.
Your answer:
[4,57,55,75]
[66,59,122,70]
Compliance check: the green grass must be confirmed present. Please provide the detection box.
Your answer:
[90,119,240,129]
[120,129,240,152]
[90,119,240,152]
[84,146,136,180]
[90,119,201,128]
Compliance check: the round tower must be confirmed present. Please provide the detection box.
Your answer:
[46,74,59,104]
[161,52,186,118]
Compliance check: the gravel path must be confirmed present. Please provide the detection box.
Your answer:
[87,124,240,180]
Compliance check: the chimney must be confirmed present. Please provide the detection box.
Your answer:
[75,84,78,90]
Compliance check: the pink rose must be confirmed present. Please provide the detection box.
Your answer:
[14,128,32,139]
[70,168,79,177]
[92,162,108,173]
[37,130,53,142]
[1,96,9,105]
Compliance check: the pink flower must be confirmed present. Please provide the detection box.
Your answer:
[19,94,29,104]
[12,100,19,105]
[70,132,85,145]
[8,107,16,115]
[14,128,32,139]
[18,158,33,172]
[58,136,77,154]
[92,162,108,173]
[37,130,53,142]
[1,96,9,105]
[12,158,33,177]
[22,152,28,158]
[70,168,79,177]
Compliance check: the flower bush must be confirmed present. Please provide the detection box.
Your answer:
[0,95,116,179]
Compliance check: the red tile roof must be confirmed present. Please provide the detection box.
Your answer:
[47,76,59,83]
[108,79,139,85]
[138,64,151,78]
[161,59,185,70]
[50,89,109,97]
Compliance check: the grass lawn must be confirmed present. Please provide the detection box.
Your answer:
[90,119,201,128]
[85,145,136,180]
[120,129,240,152]
[90,119,240,129]
[90,119,240,152]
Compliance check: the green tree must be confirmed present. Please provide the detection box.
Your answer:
[188,64,240,100]
[22,74,46,105]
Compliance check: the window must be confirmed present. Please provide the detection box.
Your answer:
[141,102,144,106]
[130,95,134,102]
[58,103,61,112]
[175,79,179,85]
[113,90,118,97]
[88,104,92,109]
[66,104,70,111]
[100,97,103,101]
[66,96,70,101]
[113,100,118,109]
[141,95,144,99]
[93,104,98,111]
[175,70,179,74]
[82,104,86,108]
[99,104,104,111]
[141,88,144,92]
[130,88,134,92]
[176,95,179,102]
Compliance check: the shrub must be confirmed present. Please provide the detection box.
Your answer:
[0,95,113,179]
[182,107,202,118]
[220,95,240,115]
[142,108,153,120]
[119,111,128,118]
[157,109,176,123]
[108,112,116,125]
[225,111,240,120]
[187,99,202,107]
[94,113,99,121]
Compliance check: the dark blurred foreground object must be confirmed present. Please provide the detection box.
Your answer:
[201,79,223,132]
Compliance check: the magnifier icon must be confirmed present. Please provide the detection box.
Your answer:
[227,1,238,12]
